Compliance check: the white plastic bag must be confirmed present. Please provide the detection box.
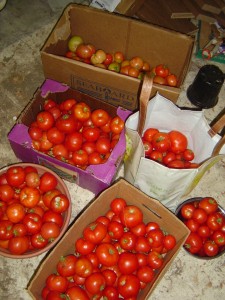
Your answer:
[124,75,225,211]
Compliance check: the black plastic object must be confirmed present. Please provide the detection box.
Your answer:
[187,65,224,109]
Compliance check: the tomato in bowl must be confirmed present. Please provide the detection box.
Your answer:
[175,197,225,259]
[0,163,71,258]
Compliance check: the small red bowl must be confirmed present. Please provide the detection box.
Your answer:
[0,163,72,258]
[175,197,225,259]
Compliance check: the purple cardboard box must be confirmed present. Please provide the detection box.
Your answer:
[8,79,131,195]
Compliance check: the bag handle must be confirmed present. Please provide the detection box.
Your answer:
[210,113,225,156]
[137,73,153,136]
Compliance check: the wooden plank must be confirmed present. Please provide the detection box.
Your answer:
[194,0,221,15]
[213,0,225,14]
[183,0,217,23]
[163,0,195,19]
[136,0,198,35]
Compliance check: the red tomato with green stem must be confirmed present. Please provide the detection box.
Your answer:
[184,232,203,254]
[166,74,178,87]
[46,273,69,293]
[91,109,110,127]
[151,132,171,152]
[110,116,124,134]
[64,132,83,152]
[117,274,140,298]
[203,240,219,257]
[8,236,30,254]
[73,102,91,122]
[56,254,78,277]
[6,166,26,188]
[75,237,95,255]
[74,257,93,278]
[6,203,26,223]
[47,127,65,145]
[0,184,15,202]
[36,111,55,131]
[118,252,139,274]
[83,221,107,244]
[155,64,170,78]
[72,149,89,166]
[199,197,218,215]
[168,130,188,154]
[95,243,119,267]
[19,186,41,208]
[84,272,106,295]
[120,205,143,228]
[110,197,127,215]
[147,251,164,269]
[50,194,70,214]
[41,222,61,241]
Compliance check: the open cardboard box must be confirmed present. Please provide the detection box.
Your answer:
[28,178,190,299]
[41,4,194,111]
[8,79,131,195]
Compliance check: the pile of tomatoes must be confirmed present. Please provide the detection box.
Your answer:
[178,197,225,257]
[28,98,125,169]
[41,197,177,299]
[142,127,198,169]
[0,165,70,255]
[65,35,178,86]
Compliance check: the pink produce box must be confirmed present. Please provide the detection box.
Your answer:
[8,79,131,195]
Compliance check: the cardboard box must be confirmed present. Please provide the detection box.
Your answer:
[8,79,131,195]
[28,178,190,299]
[40,4,194,111]
[115,0,145,16]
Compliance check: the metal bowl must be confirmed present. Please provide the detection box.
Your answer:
[0,163,72,258]
[175,197,225,259]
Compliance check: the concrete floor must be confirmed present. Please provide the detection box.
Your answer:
[0,1,225,300]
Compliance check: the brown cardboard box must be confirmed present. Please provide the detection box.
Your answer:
[41,4,194,111]
[28,178,189,299]
[115,0,145,16]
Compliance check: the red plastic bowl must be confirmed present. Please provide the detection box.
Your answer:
[0,163,72,258]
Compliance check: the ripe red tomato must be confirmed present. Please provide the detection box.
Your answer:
[147,251,164,269]
[0,220,14,240]
[75,237,95,255]
[73,102,91,122]
[184,232,203,254]
[84,272,106,295]
[55,113,80,134]
[8,236,30,254]
[36,111,55,131]
[20,186,41,208]
[6,166,26,188]
[50,194,70,213]
[149,150,163,162]
[64,132,83,152]
[46,273,69,293]
[52,144,69,159]
[91,109,110,127]
[135,236,151,253]
[42,210,63,228]
[95,243,119,267]
[88,152,104,165]
[31,233,48,249]
[66,286,89,300]
[117,274,140,298]
[118,252,139,275]
[137,265,154,283]
[120,205,143,228]
[0,184,15,202]
[56,254,78,277]
[199,197,218,215]
[96,137,111,154]
[25,172,40,188]
[180,203,195,220]
[102,286,119,300]
[110,197,127,215]
[59,98,77,111]
[162,151,176,165]
[183,149,195,161]
[39,172,58,193]
[74,257,93,278]
[82,126,100,142]
[72,150,89,166]
[197,225,211,238]
[163,234,176,251]
[151,132,171,152]
[155,64,170,78]
[6,203,26,223]
[185,219,199,232]
[203,240,219,257]
[146,228,164,248]
[207,212,224,231]
[12,223,27,237]
[167,159,185,169]
[168,130,188,154]
[44,99,57,111]
[110,116,124,134]
[153,75,167,85]
[41,222,60,241]
[119,231,137,251]
[83,221,107,244]
[47,127,65,145]
[192,208,208,224]
[107,221,124,240]
[23,213,42,235]
[28,126,43,141]
[166,74,178,87]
